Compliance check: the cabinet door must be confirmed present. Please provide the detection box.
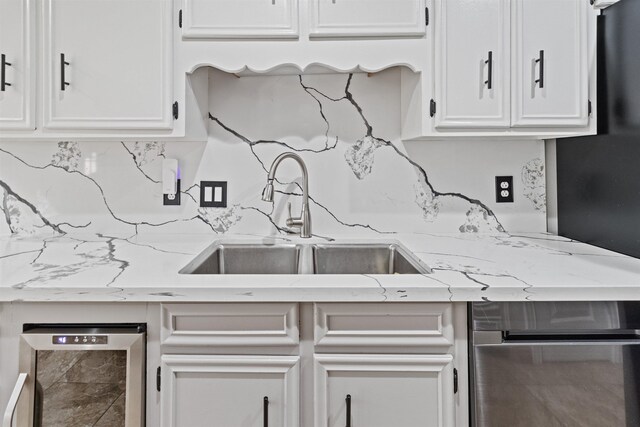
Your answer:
[0,0,35,130]
[182,0,298,39]
[315,354,455,427]
[309,0,426,38]
[434,0,510,129]
[43,0,172,130]
[512,0,589,127]
[161,355,300,427]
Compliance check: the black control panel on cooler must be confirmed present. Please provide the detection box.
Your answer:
[52,335,109,345]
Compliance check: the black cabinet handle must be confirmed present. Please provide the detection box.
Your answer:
[1,54,11,92]
[263,396,269,427]
[535,50,544,89]
[60,53,70,91]
[345,394,351,427]
[484,51,493,89]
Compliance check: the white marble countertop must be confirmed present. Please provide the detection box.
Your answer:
[1,232,639,302]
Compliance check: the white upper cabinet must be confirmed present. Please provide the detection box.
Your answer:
[413,0,596,138]
[434,0,510,129]
[43,0,172,130]
[182,0,299,39]
[512,0,589,127]
[309,0,427,38]
[0,0,35,130]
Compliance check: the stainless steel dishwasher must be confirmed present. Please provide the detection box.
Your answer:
[470,301,640,427]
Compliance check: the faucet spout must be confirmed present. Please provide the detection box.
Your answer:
[262,152,312,238]
[261,180,275,202]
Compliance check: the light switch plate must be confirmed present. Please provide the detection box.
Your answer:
[200,181,227,208]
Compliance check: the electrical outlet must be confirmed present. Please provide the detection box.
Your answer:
[163,179,181,206]
[200,181,227,208]
[495,176,514,203]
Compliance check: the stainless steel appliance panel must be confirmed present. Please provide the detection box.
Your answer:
[471,302,640,427]
[472,301,640,332]
[473,338,640,427]
[3,325,145,427]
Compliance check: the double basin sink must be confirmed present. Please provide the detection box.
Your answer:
[180,242,431,275]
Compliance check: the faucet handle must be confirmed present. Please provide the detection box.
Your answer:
[286,202,303,228]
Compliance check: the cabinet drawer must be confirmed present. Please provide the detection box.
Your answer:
[182,0,299,39]
[314,303,453,352]
[161,303,299,348]
[309,0,426,38]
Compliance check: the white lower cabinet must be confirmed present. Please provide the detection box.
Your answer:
[159,303,465,426]
[161,355,300,427]
[315,354,455,427]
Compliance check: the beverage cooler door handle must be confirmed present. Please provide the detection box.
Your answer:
[473,331,503,345]
[3,373,27,427]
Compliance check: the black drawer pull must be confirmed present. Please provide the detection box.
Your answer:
[485,51,493,89]
[61,53,70,91]
[1,54,11,92]
[535,50,545,89]
[345,394,351,427]
[263,396,269,427]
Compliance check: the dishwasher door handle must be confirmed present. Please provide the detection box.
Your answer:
[473,331,503,345]
[3,373,27,427]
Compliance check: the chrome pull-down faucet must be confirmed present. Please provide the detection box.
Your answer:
[261,152,312,238]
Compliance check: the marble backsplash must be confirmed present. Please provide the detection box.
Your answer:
[0,68,545,238]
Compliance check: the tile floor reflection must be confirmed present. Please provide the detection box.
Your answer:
[36,350,126,427]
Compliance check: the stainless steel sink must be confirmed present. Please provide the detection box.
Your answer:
[311,243,431,274]
[179,243,302,274]
[180,241,430,275]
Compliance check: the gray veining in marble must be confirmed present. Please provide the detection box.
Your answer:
[36,350,84,390]
[522,158,546,211]
[0,70,545,241]
[1,230,639,303]
[93,393,125,427]
[61,350,127,386]
[40,382,123,427]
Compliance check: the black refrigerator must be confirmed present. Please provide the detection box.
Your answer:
[557,0,640,258]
